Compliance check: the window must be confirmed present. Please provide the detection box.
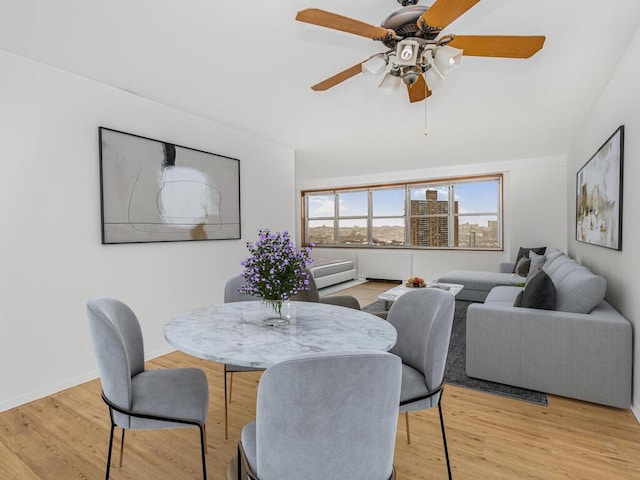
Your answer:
[306,193,334,246]
[372,188,405,246]
[454,180,501,248]
[408,185,450,247]
[303,175,502,250]
[337,191,368,245]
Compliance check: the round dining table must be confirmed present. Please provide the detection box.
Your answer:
[164,301,397,368]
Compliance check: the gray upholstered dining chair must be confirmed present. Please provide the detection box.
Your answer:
[290,270,361,309]
[232,350,402,480]
[386,287,455,480]
[86,297,209,480]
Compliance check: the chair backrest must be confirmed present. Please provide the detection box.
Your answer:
[87,297,145,427]
[289,270,320,303]
[255,351,401,480]
[386,288,455,397]
[224,275,261,303]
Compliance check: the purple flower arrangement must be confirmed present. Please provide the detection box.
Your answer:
[238,229,314,302]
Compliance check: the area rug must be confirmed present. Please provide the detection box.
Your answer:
[363,299,548,406]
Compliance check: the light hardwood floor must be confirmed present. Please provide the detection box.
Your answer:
[1,281,639,479]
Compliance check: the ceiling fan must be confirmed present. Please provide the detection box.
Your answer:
[296,0,545,103]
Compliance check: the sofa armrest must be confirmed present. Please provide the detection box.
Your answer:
[498,261,515,273]
[466,301,632,408]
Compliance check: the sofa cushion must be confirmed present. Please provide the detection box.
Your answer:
[486,286,522,305]
[544,248,564,265]
[519,270,556,310]
[513,246,546,273]
[554,269,607,313]
[548,260,585,287]
[543,253,573,278]
[438,270,523,292]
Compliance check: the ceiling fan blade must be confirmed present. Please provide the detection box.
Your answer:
[407,75,432,103]
[419,0,480,29]
[296,8,395,40]
[311,62,364,91]
[448,35,546,58]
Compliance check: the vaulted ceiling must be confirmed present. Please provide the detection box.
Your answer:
[1,0,639,180]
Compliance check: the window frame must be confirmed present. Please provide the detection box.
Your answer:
[302,174,503,251]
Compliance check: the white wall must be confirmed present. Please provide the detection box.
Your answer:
[566,24,640,415]
[0,50,295,411]
[296,155,567,280]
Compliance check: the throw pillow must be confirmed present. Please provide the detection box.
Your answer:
[526,263,543,285]
[513,290,524,307]
[520,270,556,310]
[528,250,546,271]
[512,246,547,273]
[515,256,531,276]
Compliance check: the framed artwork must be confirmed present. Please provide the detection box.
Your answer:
[576,125,624,250]
[99,127,241,244]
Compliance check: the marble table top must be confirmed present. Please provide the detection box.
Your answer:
[164,301,397,368]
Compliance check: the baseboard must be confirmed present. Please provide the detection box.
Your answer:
[0,370,99,413]
[632,397,640,424]
[0,345,177,413]
[147,345,176,359]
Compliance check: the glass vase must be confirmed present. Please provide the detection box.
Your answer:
[261,298,291,326]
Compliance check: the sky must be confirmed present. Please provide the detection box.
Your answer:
[308,180,500,225]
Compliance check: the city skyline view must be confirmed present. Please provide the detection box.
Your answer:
[306,180,500,248]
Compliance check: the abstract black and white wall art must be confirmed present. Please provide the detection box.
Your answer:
[576,125,624,250]
[99,127,240,244]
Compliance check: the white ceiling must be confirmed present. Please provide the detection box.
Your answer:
[1,0,640,179]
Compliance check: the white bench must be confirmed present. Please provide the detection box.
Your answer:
[309,259,357,289]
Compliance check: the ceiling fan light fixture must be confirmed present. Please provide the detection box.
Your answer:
[362,54,388,85]
[378,72,402,95]
[401,67,421,86]
[362,54,387,76]
[434,45,463,74]
[394,39,420,66]
[424,64,445,89]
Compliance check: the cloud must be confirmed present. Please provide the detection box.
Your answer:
[308,195,334,217]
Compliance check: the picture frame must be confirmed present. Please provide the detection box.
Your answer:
[576,125,624,250]
[99,127,241,244]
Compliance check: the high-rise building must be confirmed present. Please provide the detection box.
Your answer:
[410,190,458,247]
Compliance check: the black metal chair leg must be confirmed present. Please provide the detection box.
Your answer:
[106,422,115,480]
[199,424,207,479]
[118,428,125,467]
[438,401,453,480]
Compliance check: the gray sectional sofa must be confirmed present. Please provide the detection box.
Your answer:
[438,264,526,302]
[449,250,632,408]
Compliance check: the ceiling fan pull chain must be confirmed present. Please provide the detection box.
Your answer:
[424,78,429,136]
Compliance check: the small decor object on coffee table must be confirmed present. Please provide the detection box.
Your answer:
[406,276,426,288]
[238,229,314,326]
